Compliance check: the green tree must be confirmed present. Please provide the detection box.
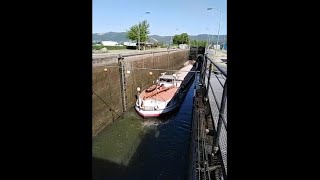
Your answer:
[173,33,189,45]
[126,20,150,50]
[179,33,189,44]
[190,40,207,47]
[173,34,181,45]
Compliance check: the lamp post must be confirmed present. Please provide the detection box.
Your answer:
[175,28,179,47]
[138,11,150,52]
[206,27,210,51]
[207,7,222,54]
[170,28,178,49]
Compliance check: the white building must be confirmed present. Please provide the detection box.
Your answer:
[123,42,137,46]
[179,44,189,49]
[101,41,119,46]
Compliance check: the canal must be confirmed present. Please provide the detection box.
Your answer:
[93,79,195,180]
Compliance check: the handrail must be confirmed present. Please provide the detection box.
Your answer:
[205,54,227,77]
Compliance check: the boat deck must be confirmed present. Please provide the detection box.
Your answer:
[176,62,195,80]
[139,61,195,102]
[140,86,178,101]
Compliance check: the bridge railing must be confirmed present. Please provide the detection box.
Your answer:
[189,52,227,180]
[203,54,227,179]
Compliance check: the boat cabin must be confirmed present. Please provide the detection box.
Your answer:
[157,74,181,88]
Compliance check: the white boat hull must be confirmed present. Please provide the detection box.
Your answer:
[134,60,196,118]
[135,102,179,117]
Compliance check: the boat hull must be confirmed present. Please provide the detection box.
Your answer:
[135,73,195,118]
[135,60,196,118]
[135,102,179,117]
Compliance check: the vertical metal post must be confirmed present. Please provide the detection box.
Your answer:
[214,80,227,150]
[194,71,197,96]
[201,55,208,85]
[215,10,222,54]
[199,56,204,84]
[206,63,212,98]
[167,50,170,69]
[199,55,204,83]
[152,51,155,68]
[118,55,127,112]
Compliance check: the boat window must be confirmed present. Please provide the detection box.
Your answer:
[160,79,173,83]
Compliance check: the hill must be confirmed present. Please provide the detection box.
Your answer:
[93,32,226,44]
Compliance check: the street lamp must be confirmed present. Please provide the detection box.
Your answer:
[205,27,210,51]
[207,7,222,54]
[138,11,150,52]
[174,28,179,47]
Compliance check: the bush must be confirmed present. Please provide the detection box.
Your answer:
[92,45,105,50]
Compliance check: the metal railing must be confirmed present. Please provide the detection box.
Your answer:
[189,53,227,180]
[204,54,227,179]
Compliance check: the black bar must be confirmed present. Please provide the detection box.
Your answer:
[213,73,225,88]
[214,80,227,148]
[206,63,213,98]
[201,56,208,85]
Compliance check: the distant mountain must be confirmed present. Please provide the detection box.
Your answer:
[93,32,226,44]
[92,32,129,43]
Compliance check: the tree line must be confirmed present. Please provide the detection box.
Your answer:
[125,20,222,49]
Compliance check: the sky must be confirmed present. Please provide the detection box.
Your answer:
[93,0,227,36]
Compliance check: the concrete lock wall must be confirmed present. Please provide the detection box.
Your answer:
[92,50,189,136]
